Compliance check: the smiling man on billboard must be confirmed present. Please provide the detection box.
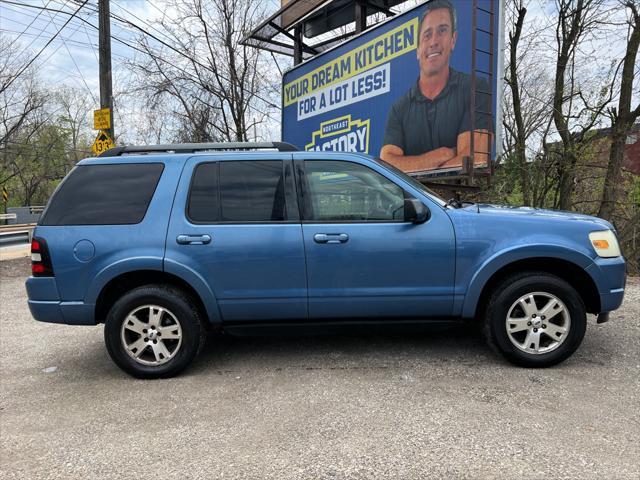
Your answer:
[380,0,491,173]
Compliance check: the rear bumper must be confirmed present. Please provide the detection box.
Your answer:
[28,300,65,324]
[26,277,96,325]
[28,300,96,325]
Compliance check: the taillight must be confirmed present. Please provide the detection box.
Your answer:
[31,237,54,277]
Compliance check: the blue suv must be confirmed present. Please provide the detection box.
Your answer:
[26,142,626,378]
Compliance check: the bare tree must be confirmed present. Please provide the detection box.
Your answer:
[598,0,640,221]
[0,40,47,146]
[504,2,531,205]
[127,0,277,143]
[0,39,48,186]
[551,0,613,210]
[54,86,93,164]
[501,0,556,207]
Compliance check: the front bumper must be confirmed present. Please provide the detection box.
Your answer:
[585,256,626,314]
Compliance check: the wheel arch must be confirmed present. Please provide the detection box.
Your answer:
[94,269,220,326]
[464,255,601,320]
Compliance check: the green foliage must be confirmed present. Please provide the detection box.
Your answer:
[2,124,77,206]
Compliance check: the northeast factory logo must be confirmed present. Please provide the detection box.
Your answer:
[305,115,370,153]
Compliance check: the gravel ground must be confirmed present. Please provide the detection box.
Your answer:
[1,257,638,480]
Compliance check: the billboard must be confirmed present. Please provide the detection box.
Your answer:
[282,0,502,175]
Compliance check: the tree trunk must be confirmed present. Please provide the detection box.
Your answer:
[598,129,627,220]
[507,4,530,205]
[558,149,577,211]
[552,0,586,211]
[598,1,640,221]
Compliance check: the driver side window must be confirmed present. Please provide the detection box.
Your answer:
[303,161,406,222]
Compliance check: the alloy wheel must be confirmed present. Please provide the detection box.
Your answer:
[120,304,183,366]
[505,292,571,355]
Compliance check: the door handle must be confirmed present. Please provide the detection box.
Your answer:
[176,234,212,245]
[314,233,349,244]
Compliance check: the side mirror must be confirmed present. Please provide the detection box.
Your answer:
[404,198,429,224]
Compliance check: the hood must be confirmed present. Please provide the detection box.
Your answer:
[462,204,614,230]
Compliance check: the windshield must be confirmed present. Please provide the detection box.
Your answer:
[372,157,447,207]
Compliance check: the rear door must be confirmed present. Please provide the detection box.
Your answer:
[165,154,307,322]
[296,156,456,320]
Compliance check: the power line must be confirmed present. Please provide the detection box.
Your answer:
[3,0,55,51]
[2,0,280,109]
[77,3,282,111]
[72,0,99,63]
[0,27,92,48]
[1,2,94,38]
[6,0,72,63]
[0,27,129,64]
[87,7,281,122]
[40,2,99,104]
[2,0,281,125]
[0,1,149,61]
[144,0,167,19]
[2,0,89,92]
[112,0,177,47]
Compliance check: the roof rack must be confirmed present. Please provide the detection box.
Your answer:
[98,141,298,157]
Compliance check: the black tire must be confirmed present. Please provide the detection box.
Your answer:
[104,285,205,379]
[484,272,586,367]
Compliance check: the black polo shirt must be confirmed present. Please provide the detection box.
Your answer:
[382,69,490,155]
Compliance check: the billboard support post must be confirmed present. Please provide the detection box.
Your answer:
[355,1,367,33]
[470,0,477,179]
[293,25,303,65]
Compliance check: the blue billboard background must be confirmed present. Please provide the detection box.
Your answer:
[282,0,500,174]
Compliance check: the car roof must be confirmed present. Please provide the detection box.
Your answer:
[78,150,374,166]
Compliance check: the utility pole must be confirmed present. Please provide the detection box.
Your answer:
[98,0,114,140]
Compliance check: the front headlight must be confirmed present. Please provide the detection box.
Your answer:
[588,230,621,258]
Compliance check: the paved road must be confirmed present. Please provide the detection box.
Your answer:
[0,243,30,261]
[1,257,638,479]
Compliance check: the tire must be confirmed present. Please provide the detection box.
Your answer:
[104,285,205,378]
[484,272,586,367]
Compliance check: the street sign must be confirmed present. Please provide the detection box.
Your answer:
[2,186,8,203]
[93,108,111,130]
[91,130,115,156]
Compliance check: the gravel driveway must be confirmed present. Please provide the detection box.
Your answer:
[1,257,638,479]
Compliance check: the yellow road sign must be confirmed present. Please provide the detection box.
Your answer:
[2,187,7,203]
[93,108,111,130]
[92,130,115,156]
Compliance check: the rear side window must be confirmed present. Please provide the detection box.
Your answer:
[40,163,164,226]
[187,161,287,223]
[188,162,219,222]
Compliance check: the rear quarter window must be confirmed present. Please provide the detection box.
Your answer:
[40,163,164,226]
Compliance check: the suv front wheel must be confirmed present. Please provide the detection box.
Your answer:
[104,285,205,378]
[484,272,587,367]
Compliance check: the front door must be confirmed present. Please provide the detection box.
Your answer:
[297,157,456,320]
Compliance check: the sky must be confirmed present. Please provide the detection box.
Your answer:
[0,0,635,144]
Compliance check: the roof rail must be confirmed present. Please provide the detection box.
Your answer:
[98,141,298,157]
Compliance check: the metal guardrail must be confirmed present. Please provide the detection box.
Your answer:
[0,213,17,221]
[0,230,30,247]
[0,223,35,247]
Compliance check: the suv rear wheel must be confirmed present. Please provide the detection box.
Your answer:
[484,272,587,367]
[104,285,204,378]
